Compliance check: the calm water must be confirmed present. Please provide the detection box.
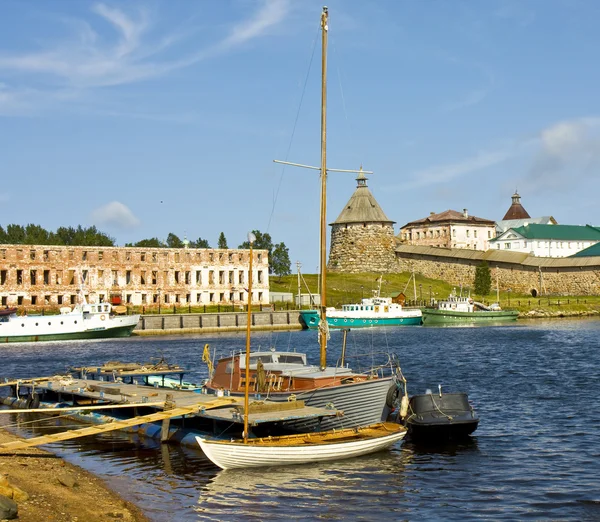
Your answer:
[2,320,600,521]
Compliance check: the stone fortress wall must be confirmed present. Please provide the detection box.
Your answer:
[394,245,600,296]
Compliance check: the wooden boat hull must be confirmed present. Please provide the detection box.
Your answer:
[196,422,407,469]
[207,376,395,431]
[421,309,518,325]
[300,310,422,329]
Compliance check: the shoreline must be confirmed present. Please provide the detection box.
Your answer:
[0,429,149,522]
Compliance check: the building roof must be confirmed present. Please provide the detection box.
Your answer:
[401,209,495,229]
[570,242,600,257]
[330,169,394,225]
[496,216,557,234]
[502,191,531,220]
[491,224,600,242]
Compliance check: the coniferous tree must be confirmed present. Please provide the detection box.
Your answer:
[191,237,210,248]
[218,232,228,249]
[474,260,492,298]
[166,233,183,248]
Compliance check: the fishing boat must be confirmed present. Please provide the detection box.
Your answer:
[300,297,422,329]
[421,289,518,325]
[198,209,406,470]
[403,388,479,441]
[204,6,403,431]
[0,300,139,343]
[300,279,422,329]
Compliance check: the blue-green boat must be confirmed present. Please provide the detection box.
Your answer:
[300,297,422,329]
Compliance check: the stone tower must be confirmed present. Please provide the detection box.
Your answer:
[328,169,396,273]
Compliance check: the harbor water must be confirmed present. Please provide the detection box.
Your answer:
[1,319,600,521]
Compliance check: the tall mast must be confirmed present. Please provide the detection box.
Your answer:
[243,233,255,443]
[319,5,328,370]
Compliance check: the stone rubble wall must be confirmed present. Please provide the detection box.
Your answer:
[328,223,397,273]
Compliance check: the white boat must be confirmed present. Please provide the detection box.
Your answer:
[0,301,139,343]
[204,6,404,431]
[198,12,410,469]
[196,421,406,470]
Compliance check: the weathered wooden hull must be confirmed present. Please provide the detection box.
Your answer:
[207,376,394,431]
[196,422,407,469]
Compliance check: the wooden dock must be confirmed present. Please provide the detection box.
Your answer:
[0,374,341,450]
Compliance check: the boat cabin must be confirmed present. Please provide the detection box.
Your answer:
[437,292,474,313]
[207,350,357,395]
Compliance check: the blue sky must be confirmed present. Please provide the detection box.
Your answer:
[1,0,599,272]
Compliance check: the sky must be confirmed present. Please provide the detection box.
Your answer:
[1,0,599,272]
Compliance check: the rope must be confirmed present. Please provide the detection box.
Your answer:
[266,20,320,233]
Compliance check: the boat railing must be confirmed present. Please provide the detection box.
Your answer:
[335,351,401,379]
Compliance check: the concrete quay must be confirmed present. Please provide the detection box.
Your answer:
[134,310,304,336]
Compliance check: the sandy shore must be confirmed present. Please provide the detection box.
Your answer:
[0,429,149,522]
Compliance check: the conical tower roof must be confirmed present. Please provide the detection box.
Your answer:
[330,168,395,225]
[503,191,531,220]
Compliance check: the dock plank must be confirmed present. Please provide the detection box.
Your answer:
[0,397,243,450]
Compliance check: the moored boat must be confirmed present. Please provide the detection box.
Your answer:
[208,3,403,432]
[421,289,518,325]
[204,349,399,431]
[403,389,479,441]
[196,421,406,470]
[300,296,422,329]
[0,301,139,343]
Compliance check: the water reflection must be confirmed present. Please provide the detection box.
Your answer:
[197,449,410,521]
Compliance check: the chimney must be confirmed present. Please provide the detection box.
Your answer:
[430,211,435,216]
[463,208,468,218]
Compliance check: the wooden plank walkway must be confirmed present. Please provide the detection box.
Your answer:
[0,396,242,451]
[0,402,165,414]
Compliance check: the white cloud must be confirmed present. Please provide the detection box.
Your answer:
[393,116,600,194]
[90,201,140,229]
[526,117,600,190]
[403,149,512,190]
[219,0,289,50]
[0,0,291,113]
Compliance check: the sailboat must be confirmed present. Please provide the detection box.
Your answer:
[196,230,406,470]
[203,6,405,432]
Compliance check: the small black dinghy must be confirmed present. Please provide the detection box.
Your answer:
[404,387,479,441]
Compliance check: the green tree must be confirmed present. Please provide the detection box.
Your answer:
[218,232,228,249]
[474,260,492,298]
[3,224,26,244]
[166,233,183,248]
[238,230,291,275]
[190,237,210,248]
[129,237,165,247]
[271,242,291,280]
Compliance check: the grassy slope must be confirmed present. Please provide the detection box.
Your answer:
[270,271,600,315]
